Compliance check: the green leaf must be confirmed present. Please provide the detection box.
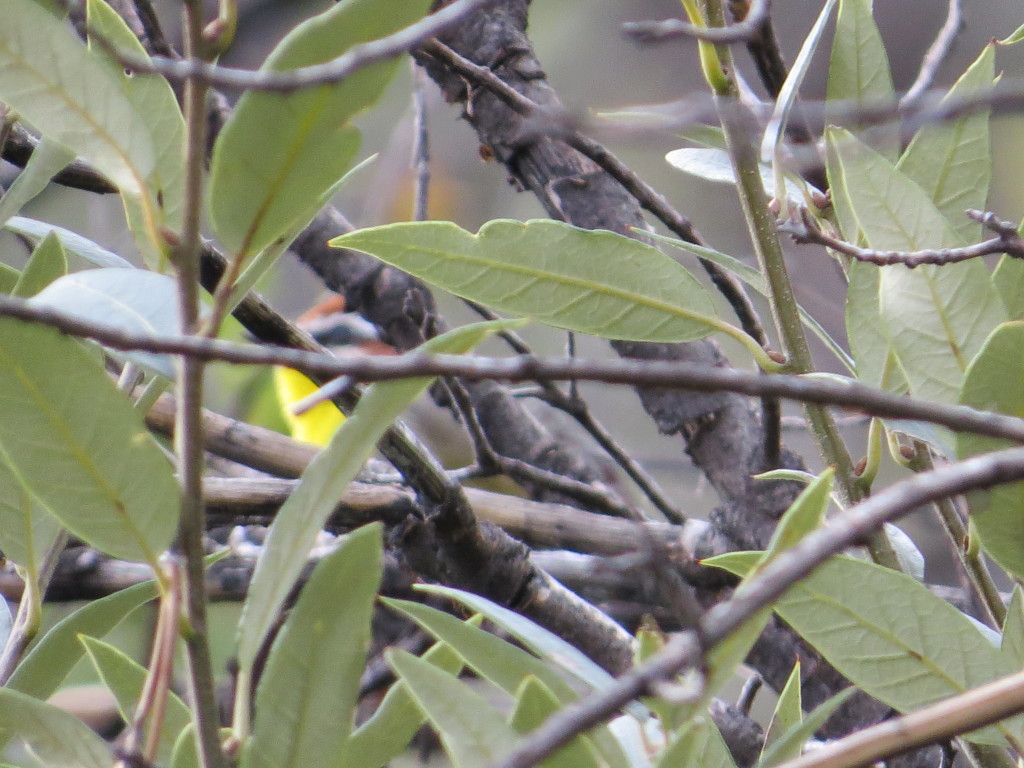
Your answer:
[999,22,1024,45]
[1001,587,1024,668]
[0,688,112,768]
[0,263,19,294]
[657,716,738,768]
[13,232,67,297]
[0,446,61,578]
[169,725,200,768]
[208,0,430,257]
[340,641,464,768]
[666,147,817,208]
[5,217,134,269]
[509,677,602,768]
[763,468,833,559]
[333,219,722,343]
[0,138,75,230]
[762,662,802,755]
[381,598,580,703]
[844,259,902,389]
[86,0,185,261]
[7,579,157,699]
[29,268,184,378]
[756,555,1022,746]
[757,689,856,768]
[0,319,179,564]
[0,0,154,195]
[648,231,854,371]
[235,320,519,673]
[412,584,620,707]
[387,648,520,768]
[827,0,898,161]
[828,128,1006,403]
[897,46,995,241]
[957,321,1024,579]
[80,636,191,766]
[993,256,1024,320]
[242,524,382,768]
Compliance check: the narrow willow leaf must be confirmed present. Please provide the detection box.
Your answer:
[958,321,1024,580]
[5,216,134,269]
[13,232,67,298]
[0,138,74,229]
[0,319,178,564]
[829,128,1006,403]
[169,725,200,768]
[242,525,382,768]
[758,689,855,767]
[898,46,995,241]
[7,580,157,699]
[29,269,184,377]
[86,0,185,262]
[657,716,738,768]
[387,649,519,768]
[827,0,897,161]
[333,219,722,343]
[992,256,1024,320]
[648,231,854,371]
[762,663,801,755]
[80,636,191,767]
[844,260,897,388]
[666,147,817,208]
[208,0,430,257]
[759,0,837,204]
[382,598,580,703]
[717,555,1021,746]
[999,22,1024,45]
[0,446,61,581]
[340,642,464,768]
[509,677,602,768]
[1001,588,1024,667]
[413,585,620,706]
[0,0,154,194]
[236,320,519,673]
[0,688,112,768]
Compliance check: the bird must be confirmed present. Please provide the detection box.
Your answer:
[274,295,394,446]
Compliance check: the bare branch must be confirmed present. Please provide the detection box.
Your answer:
[493,445,1024,768]
[104,0,497,92]
[2,297,1024,445]
[900,0,964,110]
[782,208,1023,268]
[778,208,1019,268]
[621,0,770,44]
[777,669,1024,768]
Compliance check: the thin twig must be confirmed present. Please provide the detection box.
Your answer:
[444,378,642,519]
[783,208,1023,267]
[621,0,769,44]
[411,63,431,222]
[103,0,497,91]
[900,0,964,110]
[5,299,1024,444]
[131,0,176,57]
[492,445,1024,768]
[173,5,224,767]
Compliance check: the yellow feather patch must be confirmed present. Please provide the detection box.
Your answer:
[273,366,345,447]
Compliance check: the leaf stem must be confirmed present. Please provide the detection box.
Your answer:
[700,0,900,568]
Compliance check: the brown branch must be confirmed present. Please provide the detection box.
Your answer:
[783,208,1022,267]
[900,0,964,110]
[3,299,1024,446]
[493,445,1024,768]
[621,0,769,44]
